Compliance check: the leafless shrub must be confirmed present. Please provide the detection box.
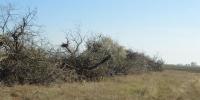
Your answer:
[59,31,111,81]
[0,5,58,85]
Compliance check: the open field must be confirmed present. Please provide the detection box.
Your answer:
[163,64,200,72]
[1,70,200,100]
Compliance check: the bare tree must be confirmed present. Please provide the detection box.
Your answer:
[0,4,38,58]
[0,4,56,85]
[60,30,111,80]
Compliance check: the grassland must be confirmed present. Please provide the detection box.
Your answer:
[164,64,200,72]
[1,70,200,100]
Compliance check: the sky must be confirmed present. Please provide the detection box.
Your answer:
[1,0,200,64]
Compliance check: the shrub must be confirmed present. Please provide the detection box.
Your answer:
[0,5,59,85]
[59,32,111,81]
[125,49,164,74]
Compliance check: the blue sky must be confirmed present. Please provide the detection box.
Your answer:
[1,0,200,64]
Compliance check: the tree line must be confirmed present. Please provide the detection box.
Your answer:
[0,5,163,85]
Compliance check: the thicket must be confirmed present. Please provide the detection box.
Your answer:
[0,5,163,85]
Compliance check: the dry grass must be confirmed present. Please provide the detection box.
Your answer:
[0,70,200,100]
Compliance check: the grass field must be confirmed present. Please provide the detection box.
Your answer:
[1,70,200,100]
[163,64,200,72]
